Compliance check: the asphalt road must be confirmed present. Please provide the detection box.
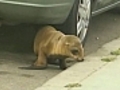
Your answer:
[0,7,120,90]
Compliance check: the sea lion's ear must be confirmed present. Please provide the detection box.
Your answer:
[65,42,70,46]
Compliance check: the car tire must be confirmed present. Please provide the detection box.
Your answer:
[60,0,92,46]
[54,0,92,70]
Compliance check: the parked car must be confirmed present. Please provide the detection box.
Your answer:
[0,0,120,45]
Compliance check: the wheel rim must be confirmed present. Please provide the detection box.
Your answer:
[77,0,91,42]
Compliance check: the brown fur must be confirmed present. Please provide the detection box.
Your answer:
[32,25,84,69]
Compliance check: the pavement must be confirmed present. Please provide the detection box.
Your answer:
[0,7,120,90]
[35,37,120,90]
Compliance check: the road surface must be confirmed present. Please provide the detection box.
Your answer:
[0,7,120,90]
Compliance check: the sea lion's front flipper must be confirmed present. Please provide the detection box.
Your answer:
[18,65,47,70]
[59,59,67,70]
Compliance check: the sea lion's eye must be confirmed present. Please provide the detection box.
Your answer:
[71,49,79,55]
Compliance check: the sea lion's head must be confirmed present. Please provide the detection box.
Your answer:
[56,35,84,62]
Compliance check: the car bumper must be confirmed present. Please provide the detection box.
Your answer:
[0,0,75,24]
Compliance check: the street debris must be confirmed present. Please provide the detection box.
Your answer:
[96,37,99,40]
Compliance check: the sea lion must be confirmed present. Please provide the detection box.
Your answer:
[20,25,84,70]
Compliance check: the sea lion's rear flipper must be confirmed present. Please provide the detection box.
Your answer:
[18,65,47,70]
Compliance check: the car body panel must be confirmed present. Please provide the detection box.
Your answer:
[0,0,120,24]
[0,0,74,24]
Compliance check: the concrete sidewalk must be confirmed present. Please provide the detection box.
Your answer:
[35,37,120,90]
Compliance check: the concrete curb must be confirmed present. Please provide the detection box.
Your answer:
[35,38,120,90]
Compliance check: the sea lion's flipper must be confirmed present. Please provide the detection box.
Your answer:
[18,65,47,70]
[59,59,67,70]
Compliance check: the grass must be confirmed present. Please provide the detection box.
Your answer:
[65,83,82,88]
[101,57,116,62]
[101,48,120,62]
[110,48,120,55]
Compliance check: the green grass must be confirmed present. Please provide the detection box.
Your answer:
[101,48,120,62]
[110,48,120,55]
[101,57,116,62]
[65,83,82,88]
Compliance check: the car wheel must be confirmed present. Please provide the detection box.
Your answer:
[61,0,91,46]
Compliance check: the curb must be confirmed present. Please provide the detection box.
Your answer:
[35,38,120,90]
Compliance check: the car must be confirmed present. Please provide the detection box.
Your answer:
[0,0,120,45]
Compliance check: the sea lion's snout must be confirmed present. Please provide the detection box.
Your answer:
[70,46,84,62]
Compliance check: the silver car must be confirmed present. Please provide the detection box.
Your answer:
[0,0,120,45]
